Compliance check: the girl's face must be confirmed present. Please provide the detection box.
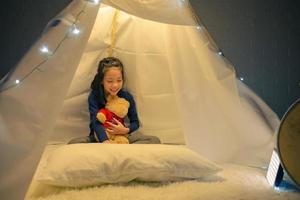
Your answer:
[102,67,123,96]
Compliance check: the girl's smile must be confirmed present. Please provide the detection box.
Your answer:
[103,67,123,96]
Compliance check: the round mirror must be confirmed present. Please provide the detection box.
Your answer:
[277,98,300,188]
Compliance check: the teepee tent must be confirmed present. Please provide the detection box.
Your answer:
[0,0,280,199]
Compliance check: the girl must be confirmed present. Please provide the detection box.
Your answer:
[69,57,160,144]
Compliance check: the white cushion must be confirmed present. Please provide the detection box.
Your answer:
[37,144,221,187]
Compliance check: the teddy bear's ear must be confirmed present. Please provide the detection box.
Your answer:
[106,95,116,102]
[106,95,112,102]
[119,98,130,108]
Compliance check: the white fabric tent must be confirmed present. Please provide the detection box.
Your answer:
[0,0,280,199]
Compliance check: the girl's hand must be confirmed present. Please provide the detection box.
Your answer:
[102,140,111,144]
[106,118,129,135]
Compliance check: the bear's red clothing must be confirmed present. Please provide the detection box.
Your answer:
[98,108,125,128]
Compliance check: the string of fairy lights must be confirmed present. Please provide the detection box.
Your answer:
[0,0,100,92]
[0,0,245,93]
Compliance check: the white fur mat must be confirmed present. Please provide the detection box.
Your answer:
[26,164,300,200]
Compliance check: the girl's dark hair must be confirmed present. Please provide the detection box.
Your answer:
[91,57,125,105]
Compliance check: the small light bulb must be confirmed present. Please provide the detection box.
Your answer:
[15,79,20,84]
[90,0,99,4]
[71,26,80,35]
[218,51,223,56]
[40,46,49,53]
[196,26,201,30]
[240,77,244,81]
[179,0,185,5]
[274,186,281,192]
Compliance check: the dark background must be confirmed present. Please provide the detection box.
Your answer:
[0,0,299,118]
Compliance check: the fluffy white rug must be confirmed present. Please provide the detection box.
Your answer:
[26,164,300,200]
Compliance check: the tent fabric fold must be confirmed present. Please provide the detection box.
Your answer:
[0,1,100,199]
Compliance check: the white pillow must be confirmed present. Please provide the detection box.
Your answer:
[37,144,221,187]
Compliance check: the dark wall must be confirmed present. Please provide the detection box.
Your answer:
[190,0,300,117]
[0,0,299,117]
[0,0,72,77]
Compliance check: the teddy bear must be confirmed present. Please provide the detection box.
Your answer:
[96,95,130,144]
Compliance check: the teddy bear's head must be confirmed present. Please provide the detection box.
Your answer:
[106,96,130,118]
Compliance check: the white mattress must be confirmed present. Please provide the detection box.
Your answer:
[25,144,300,200]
